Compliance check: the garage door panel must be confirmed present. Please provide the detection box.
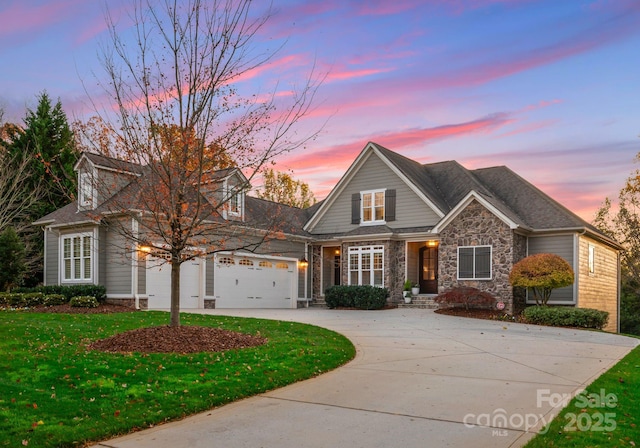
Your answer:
[147,257,201,309]
[214,256,295,309]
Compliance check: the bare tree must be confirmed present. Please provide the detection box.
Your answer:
[0,149,44,275]
[97,0,321,326]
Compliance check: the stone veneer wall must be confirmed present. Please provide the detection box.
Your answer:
[311,245,323,300]
[389,240,406,303]
[439,200,524,314]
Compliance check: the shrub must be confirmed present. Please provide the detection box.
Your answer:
[8,293,26,308]
[325,285,389,310]
[434,287,496,310]
[13,284,107,302]
[0,292,45,308]
[509,254,574,305]
[523,306,608,330]
[43,294,68,306]
[22,292,44,307]
[69,296,99,308]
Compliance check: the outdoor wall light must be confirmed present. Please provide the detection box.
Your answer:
[299,257,309,268]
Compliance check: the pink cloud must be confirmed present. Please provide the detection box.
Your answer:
[0,0,83,36]
[326,67,394,82]
[280,113,513,172]
[493,119,558,138]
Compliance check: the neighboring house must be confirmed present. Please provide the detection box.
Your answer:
[34,143,622,332]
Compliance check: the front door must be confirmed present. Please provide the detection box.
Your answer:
[419,246,438,294]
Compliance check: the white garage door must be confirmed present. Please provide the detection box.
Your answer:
[147,256,201,309]
[214,254,296,309]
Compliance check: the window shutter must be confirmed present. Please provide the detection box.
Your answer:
[351,193,361,224]
[385,189,396,222]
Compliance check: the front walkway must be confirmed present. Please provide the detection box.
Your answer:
[92,308,639,448]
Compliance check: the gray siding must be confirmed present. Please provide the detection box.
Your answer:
[44,229,59,285]
[98,227,107,286]
[104,230,133,295]
[528,234,575,303]
[96,169,134,205]
[137,256,146,295]
[206,256,214,296]
[311,152,441,234]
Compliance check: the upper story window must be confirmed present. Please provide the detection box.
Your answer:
[352,189,395,226]
[229,190,242,216]
[457,246,492,280]
[79,172,95,209]
[362,189,385,224]
[61,233,93,282]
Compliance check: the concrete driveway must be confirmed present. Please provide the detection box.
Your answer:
[92,308,638,448]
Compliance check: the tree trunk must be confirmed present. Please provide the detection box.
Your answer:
[170,258,181,327]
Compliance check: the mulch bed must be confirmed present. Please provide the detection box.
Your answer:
[26,303,137,314]
[88,325,267,354]
[23,303,266,354]
[435,307,525,323]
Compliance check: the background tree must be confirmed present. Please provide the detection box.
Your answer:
[0,227,27,291]
[97,0,320,326]
[2,92,77,285]
[5,92,78,217]
[72,115,128,156]
[509,253,575,305]
[594,153,640,334]
[255,168,316,208]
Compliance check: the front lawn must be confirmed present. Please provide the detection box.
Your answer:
[525,344,640,447]
[0,311,355,447]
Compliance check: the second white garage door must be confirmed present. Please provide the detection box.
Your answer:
[146,256,202,309]
[214,254,296,309]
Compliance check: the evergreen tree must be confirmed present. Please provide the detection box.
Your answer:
[5,91,77,218]
[3,92,78,285]
[0,227,26,291]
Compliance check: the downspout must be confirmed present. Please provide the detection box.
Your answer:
[617,251,621,333]
[305,242,310,302]
[575,229,587,307]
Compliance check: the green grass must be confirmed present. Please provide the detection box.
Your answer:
[525,344,640,447]
[0,311,355,447]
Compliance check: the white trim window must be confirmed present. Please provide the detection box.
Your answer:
[348,245,384,287]
[61,233,93,282]
[588,244,595,274]
[79,172,95,209]
[361,189,385,224]
[457,246,492,280]
[229,190,243,216]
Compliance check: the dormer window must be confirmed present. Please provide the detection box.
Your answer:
[229,190,242,216]
[79,172,95,209]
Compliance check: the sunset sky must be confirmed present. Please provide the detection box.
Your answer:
[1,0,639,221]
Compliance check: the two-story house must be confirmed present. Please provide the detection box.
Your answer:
[34,142,622,332]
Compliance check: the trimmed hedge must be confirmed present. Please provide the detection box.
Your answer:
[0,292,45,308]
[43,294,68,306]
[70,296,99,308]
[523,306,609,330]
[325,285,389,310]
[13,284,107,302]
